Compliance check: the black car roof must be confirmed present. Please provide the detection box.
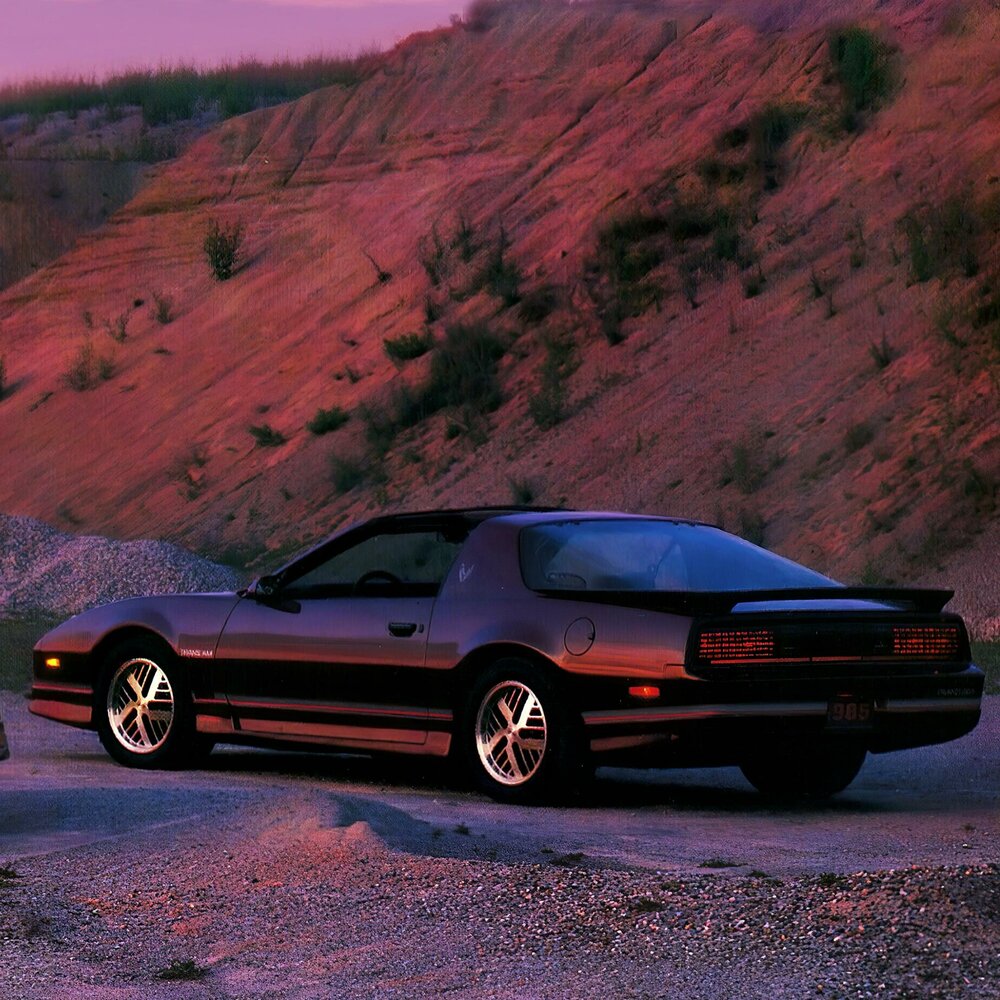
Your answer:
[367,507,710,528]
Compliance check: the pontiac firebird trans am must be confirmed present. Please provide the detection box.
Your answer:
[30,509,984,802]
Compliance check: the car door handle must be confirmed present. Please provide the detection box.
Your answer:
[388,622,419,638]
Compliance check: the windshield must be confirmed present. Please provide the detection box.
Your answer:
[519,519,838,592]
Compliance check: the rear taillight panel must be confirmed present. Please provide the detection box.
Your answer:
[690,617,969,671]
[698,628,776,663]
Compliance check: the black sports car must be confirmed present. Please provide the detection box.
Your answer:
[31,509,984,801]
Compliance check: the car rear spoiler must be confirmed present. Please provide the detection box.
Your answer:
[536,587,955,616]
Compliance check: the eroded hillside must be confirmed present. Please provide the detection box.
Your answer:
[0,0,997,603]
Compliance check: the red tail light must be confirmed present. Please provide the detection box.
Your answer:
[892,626,960,658]
[698,629,775,662]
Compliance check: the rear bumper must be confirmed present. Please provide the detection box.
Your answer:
[582,667,985,761]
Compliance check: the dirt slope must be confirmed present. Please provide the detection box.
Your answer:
[0,0,997,605]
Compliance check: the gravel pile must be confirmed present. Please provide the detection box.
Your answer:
[0,513,242,619]
[0,801,996,999]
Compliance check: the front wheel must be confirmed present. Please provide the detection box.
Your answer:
[463,658,586,804]
[96,639,197,769]
[740,741,867,800]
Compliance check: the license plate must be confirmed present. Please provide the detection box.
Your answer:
[826,697,874,729]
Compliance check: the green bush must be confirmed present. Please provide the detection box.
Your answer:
[722,441,767,494]
[663,201,714,243]
[592,211,668,340]
[151,291,174,324]
[104,312,129,343]
[509,477,535,505]
[747,103,805,178]
[306,406,349,435]
[63,341,114,391]
[901,193,980,284]
[418,226,447,286]
[365,323,507,451]
[452,212,477,262]
[156,960,206,982]
[479,229,522,306]
[696,157,747,186]
[331,455,365,493]
[249,423,286,447]
[528,335,575,430]
[844,422,874,454]
[518,285,557,325]
[828,26,894,125]
[421,323,506,415]
[384,331,433,362]
[204,219,244,280]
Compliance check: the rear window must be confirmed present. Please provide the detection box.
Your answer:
[519,520,837,592]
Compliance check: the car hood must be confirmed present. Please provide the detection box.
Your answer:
[34,592,242,655]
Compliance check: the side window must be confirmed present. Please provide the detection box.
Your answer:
[286,530,464,597]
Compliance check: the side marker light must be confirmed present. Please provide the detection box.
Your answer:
[629,685,660,699]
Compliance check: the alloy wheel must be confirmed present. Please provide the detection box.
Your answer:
[106,657,175,754]
[475,680,548,786]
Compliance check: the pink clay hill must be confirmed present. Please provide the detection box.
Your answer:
[0,0,997,616]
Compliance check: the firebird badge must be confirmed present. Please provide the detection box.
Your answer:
[458,563,475,583]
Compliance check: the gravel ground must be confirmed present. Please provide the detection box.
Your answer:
[0,514,242,618]
[0,795,997,1000]
[1,511,996,997]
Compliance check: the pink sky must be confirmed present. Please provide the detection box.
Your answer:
[0,0,462,84]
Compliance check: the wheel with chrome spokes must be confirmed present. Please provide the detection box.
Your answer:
[476,680,548,786]
[96,638,197,769]
[464,658,586,804]
[107,657,175,754]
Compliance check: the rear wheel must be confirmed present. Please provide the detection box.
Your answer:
[96,638,199,769]
[740,741,867,800]
[463,658,586,804]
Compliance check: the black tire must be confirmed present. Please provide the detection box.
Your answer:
[96,637,198,769]
[740,741,867,801]
[461,657,587,804]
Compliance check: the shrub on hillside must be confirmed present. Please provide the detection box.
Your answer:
[464,0,506,32]
[204,219,244,280]
[331,455,366,493]
[151,291,174,324]
[478,228,522,306]
[747,103,806,182]
[306,406,349,436]
[249,423,286,447]
[900,192,980,284]
[844,422,874,454]
[364,323,507,452]
[828,26,894,127]
[384,331,433,362]
[528,334,575,430]
[422,322,506,415]
[63,341,115,391]
[518,284,557,325]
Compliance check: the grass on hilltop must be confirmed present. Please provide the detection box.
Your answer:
[0,53,378,126]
